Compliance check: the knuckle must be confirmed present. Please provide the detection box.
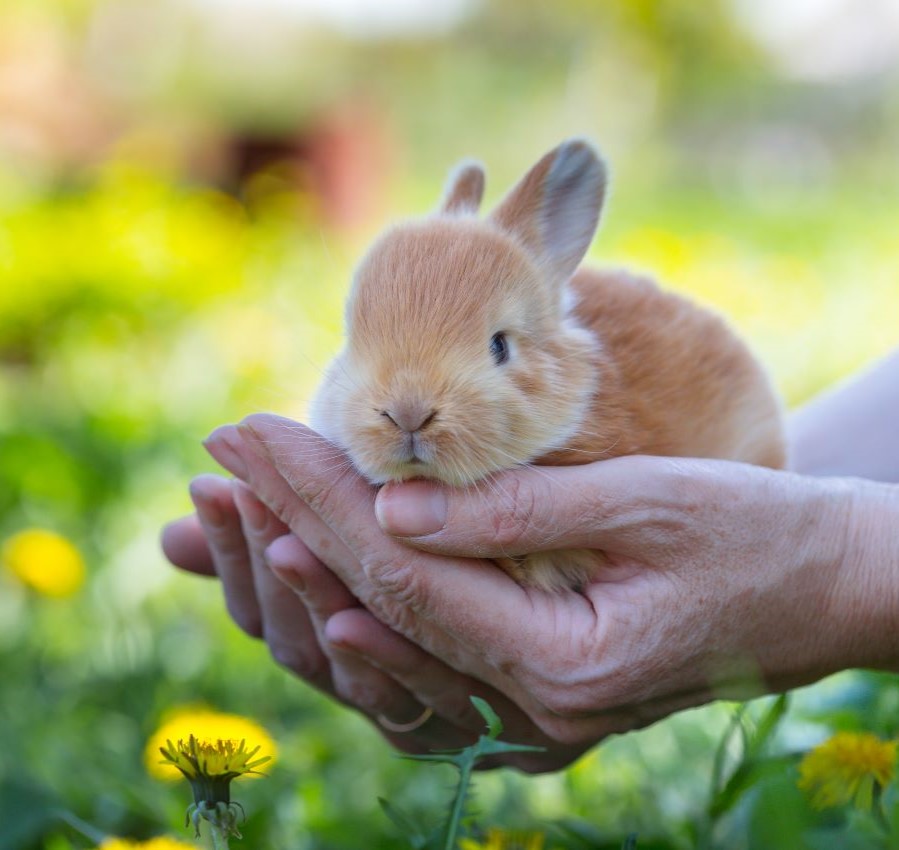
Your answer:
[269,640,325,681]
[363,555,428,617]
[334,678,388,714]
[487,474,541,553]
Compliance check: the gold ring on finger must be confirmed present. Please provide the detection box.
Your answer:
[376,706,434,733]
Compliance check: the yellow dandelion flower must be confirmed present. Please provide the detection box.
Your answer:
[97,838,198,850]
[145,707,276,782]
[160,735,271,805]
[460,828,546,850]
[798,732,897,810]
[2,528,86,597]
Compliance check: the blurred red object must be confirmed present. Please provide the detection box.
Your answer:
[223,97,394,230]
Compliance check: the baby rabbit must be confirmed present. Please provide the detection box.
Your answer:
[310,140,785,591]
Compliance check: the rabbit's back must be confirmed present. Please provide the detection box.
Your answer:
[539,267,785,470]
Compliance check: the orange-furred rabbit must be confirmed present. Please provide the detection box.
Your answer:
[310,140,785,590]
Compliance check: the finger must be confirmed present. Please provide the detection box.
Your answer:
[372,457,705,558]
[189,474,263,638]
[265,533,473,748]
[230,482,333,690]
[161,514,216,577]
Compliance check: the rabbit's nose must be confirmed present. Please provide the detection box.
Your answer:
[381,404,437,433]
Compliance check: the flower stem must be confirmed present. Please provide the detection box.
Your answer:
[443,752,475,850]
[209,821,231,850]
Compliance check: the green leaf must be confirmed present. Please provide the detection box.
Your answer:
[709,703,748,805]
[745,694,789,761]
[401,753,465,766]
[710,753,802,818]
[470,696,503,738]
[473,737,546,758]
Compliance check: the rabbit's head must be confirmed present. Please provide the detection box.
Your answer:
[310,140,608,486]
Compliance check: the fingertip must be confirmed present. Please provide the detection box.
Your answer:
[324,607,376,653]
[265,533,302,566]
[159,518,182,563]
[265,534,309,592]
[160,515,217,576]
[265,534,346,605]
[203,425,249,479]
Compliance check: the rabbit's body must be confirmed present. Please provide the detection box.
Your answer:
[310,141,785,591]
[542,266,784,469]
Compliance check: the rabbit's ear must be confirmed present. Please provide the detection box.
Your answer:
[490,139,607,281]
[439,160,485,215]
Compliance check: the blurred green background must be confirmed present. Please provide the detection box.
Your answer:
[1,0,898,847]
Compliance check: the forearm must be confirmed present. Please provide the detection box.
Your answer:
[789,348,899,482]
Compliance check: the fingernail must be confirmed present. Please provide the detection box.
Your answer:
[189,482,226,528]
[232,481,268,532]
[375,481,447,537]
[203,426,249,479]
[323,615,358,653]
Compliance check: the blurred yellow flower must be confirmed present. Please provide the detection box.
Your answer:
[145,707,276,782]
[98,838,197,850]
[798,732,897,810]
[460,829,547,850]
[1,528,85,596]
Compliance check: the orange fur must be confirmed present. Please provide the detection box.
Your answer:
[309,140,785,591]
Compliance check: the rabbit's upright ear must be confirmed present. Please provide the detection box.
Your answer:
[490,140,607,281]
[439,160,486,215]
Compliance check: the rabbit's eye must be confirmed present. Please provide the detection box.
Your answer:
[490,332,509,365]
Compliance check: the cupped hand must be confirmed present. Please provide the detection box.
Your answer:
[162,468,584,770]
[170,413,888,763]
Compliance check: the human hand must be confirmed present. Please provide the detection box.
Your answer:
[162,471,585,769]
[192,414,896,759]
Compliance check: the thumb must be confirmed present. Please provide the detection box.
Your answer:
[374,455,688,558]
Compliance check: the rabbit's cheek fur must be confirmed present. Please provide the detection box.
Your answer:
[505,326,603,457]
[334,368,534,486]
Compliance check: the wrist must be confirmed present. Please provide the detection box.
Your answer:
[830,478,899,673]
